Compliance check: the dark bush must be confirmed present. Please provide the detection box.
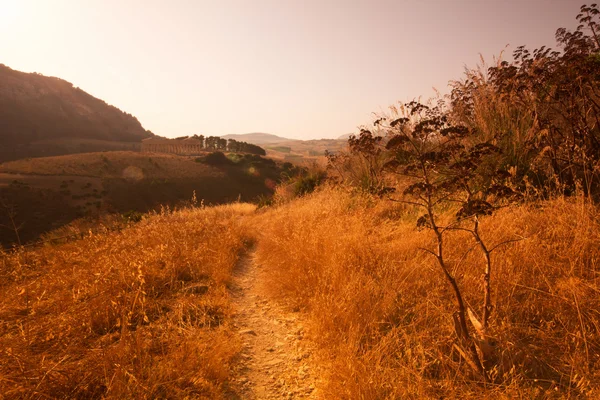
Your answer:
[202,152,233,166]
[122,210,143,223]
[293,169,326,197]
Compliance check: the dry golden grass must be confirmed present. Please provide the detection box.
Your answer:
[0,202,255,399]
[0,151,222,180]
[3,180,599,398]
[253,186,600,398]
[0,151,281,247]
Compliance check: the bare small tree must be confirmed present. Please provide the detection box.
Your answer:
[346,101,523,380]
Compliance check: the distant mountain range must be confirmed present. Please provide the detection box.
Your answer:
[218,132,350,161]
[0,64,153,162]
[220,132,295,145]
[221,132,354,145]
[0,63,350,163]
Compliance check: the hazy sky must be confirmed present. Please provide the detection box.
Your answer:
[0,0,580,139]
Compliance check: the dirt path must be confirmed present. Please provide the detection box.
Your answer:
[227,250,320,399]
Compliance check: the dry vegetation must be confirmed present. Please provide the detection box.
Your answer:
[0,203,255,398]
[0,151,286,247]
[0,4,598,399]
[0,152,222,179]
[264,139,347,164]
[254,187,600,398]
[248,8,600,397]
[3,185,599,398]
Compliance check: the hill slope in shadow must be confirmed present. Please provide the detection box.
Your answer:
[0,64,153,162]
[0,151,285,247]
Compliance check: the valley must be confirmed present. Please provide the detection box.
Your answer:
[0,151,289,247]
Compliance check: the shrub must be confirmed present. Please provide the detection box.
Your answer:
[326,131,391,195]
[274,165,326,204]
[293,168,325,196]
[202,151,233,166]
[253,187,600,398]
[451,4,600,198]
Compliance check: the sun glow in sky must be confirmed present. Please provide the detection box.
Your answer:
[0,0,578,139]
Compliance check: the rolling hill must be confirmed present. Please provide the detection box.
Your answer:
[220,132,294,144]
[218,133,348,163]
[0,151,288,247]
[219,133,350,163]
[336,133,353,140]
[0,64,153,162]
[262,138,348,163]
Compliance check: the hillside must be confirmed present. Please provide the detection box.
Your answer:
[0,64,153,162]
[252,188,600,398]
[219,133,348,162]
[0,151,288,247]
[220,132,294,144]
[2,187,599,398]
[217,133,348,164]
[0,151,219,179]
[0,203,256,398]
[264,138,347,162]
[1,4,598,398]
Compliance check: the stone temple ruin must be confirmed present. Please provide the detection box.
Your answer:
[141,137,204,155]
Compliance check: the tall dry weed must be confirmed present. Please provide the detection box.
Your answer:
[0,203,255,399]
[254,187,600,398]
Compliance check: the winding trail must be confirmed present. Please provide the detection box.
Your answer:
[227,249,320,399]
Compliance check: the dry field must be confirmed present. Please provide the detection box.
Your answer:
[264,139,347,164]
[0,203,254,398]
[253,187,600,398]
[2,4,597,397]
[0,151,222,180]
[0,151,283,247]
[2,185,600,398]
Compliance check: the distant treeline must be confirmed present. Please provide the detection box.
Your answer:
[175,135,266,155]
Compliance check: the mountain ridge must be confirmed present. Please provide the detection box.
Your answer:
[220,132,295,144]
[0,64,153,162]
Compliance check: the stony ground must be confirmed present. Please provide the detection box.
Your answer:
[227,250,320,399]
